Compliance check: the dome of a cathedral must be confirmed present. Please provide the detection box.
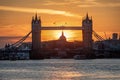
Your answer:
[59,31,66,41]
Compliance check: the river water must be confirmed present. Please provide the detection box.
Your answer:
[0,59,120,80]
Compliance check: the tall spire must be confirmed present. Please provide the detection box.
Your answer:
[86,12,89,19]
[35,12,38,20]
[59,30,66,41]
[62,30,64,36]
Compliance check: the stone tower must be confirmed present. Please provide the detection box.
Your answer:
[82,13,93,49]
[30,13,42,59]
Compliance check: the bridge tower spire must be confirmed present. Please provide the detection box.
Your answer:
[82,13,93,49]
[30,13,42,59]
[35,12,38,20]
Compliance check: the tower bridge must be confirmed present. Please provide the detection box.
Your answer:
[1,13,119,60]
[31,13,93,59]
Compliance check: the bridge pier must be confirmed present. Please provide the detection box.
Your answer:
[82,13,93,49]
[30,13,43,59]
[82,13,94,58]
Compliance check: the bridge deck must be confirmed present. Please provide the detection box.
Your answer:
[41,26,83,30]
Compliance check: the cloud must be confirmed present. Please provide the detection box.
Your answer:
[78,3,120,8]
[96,0,120,4]
[43,0,69,5]
[0,6,81,18]
[45,0,120,8]
[76,0,120,8]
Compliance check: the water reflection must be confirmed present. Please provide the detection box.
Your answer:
[0,59,120,80]
[48,71,82,79]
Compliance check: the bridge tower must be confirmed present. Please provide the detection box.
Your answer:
[82,13,93,49]
[30,13,42,59]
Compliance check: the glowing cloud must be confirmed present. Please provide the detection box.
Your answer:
[77,1,120,8]
[0,6,81,18]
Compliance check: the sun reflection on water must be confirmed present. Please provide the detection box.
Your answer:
[59,71,82,78]
[47,71,83,80]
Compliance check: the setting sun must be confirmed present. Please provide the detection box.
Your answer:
[52,30,75,41]
[41,30,82,42]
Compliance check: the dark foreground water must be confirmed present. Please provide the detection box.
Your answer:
[0,59,120,80]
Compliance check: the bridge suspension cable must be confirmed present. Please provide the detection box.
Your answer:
[10,31,32,48]
[92,30,104,41]
[92,30,118,50]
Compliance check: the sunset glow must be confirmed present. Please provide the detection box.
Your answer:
[0,5,80,17]
[41,30,80,42]
[0,0,120,47]
[54,30,73,41]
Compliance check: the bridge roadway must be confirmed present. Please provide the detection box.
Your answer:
[41,26,83,30]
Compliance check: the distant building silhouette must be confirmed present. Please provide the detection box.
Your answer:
[59,31,66,42]
[112,33,118,40]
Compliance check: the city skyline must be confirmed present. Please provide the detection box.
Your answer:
[0,0,120,47]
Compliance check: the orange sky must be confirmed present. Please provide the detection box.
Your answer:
[0,0,120,47]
